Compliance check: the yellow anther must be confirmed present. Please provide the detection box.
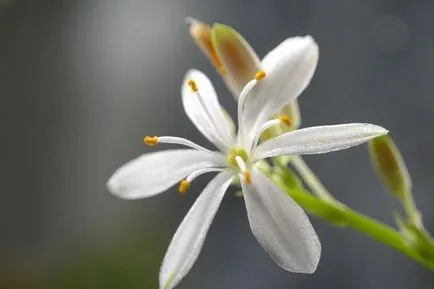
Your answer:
[254,70,266,80]
[144,136,159,146]
[178,180,190,194]
[187,80,198,92]
[244,171,252,184]
[279,115,292,127]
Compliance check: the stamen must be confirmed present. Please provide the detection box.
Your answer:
[237,70,267,137]
[235,155,251,184]
[144,136,159,146]
[186,168,224,183]
[250,119,281,151]
[237,79,257,136]
[255,69,266,80]
[157,136,213,153]
[178,167,224,194]
[187,79,198,92]
[178,180,190,194]
[249,116,292,153]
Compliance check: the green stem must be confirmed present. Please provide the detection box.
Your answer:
[276,179,434,270]
[291,156,336,202]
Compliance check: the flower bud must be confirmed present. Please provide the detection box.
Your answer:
[211,23,261,97]
[368,134,411,198]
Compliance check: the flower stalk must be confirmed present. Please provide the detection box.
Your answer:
[269,157,434,270]
[269,159,434,269]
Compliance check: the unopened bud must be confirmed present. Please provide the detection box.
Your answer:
[368,134,411,198]
[211,23,261,97]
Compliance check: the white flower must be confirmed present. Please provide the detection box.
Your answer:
[107,36,388,289]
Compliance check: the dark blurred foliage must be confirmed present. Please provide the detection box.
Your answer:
[1,0,434,289]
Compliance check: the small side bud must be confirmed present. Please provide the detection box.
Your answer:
[368,134,411,198]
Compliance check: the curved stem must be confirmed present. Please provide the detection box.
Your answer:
[401,189,422,228]
[268,158,434,270]
[276,178,434,269]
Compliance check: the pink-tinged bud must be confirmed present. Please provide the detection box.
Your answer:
[368,134,411,198]
[211,23,261,97]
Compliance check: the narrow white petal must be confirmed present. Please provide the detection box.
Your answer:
[159,171,234,289]
[242,169,321,273]
[241,36,319,145]
[255,123,389,159]
[182,69,235,150]
[107,149,225,199]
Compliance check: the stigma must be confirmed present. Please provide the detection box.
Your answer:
[144,136,159,146]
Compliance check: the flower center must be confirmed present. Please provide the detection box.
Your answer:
[227,147,249,168]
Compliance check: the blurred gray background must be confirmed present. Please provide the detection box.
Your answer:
[1,0,434,288]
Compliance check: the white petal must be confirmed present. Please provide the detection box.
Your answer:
[241,36,319,145]
[255,123,389,159]
[242,169,321,273]
[182,69,235,150]
[107,149,224,199]
[159,171,234,289]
